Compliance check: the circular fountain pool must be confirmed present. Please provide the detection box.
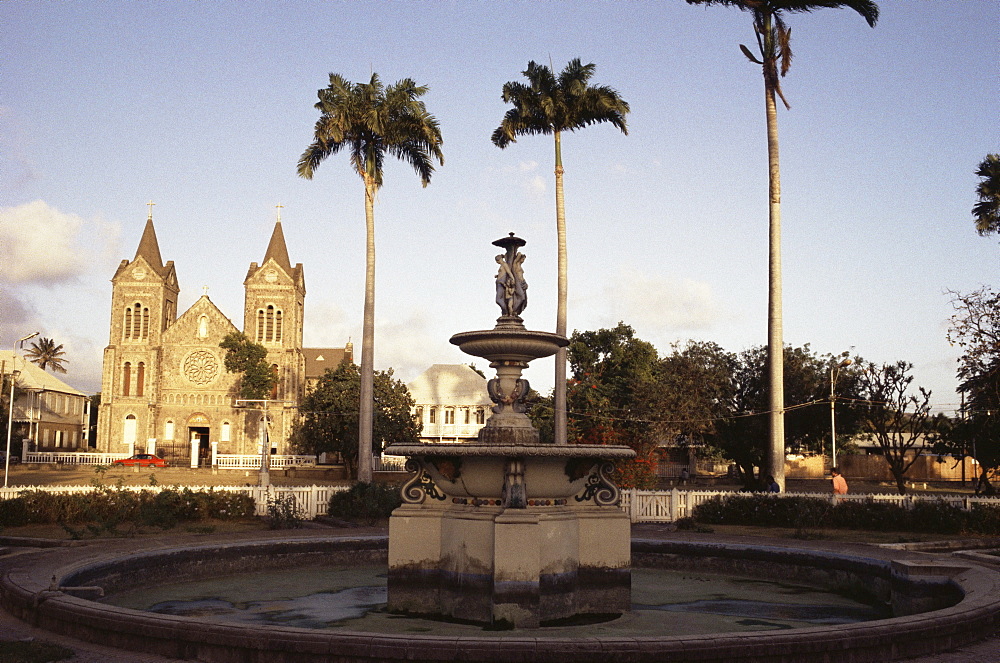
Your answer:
[3,533,1000,663]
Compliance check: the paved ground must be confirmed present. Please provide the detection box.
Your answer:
[3,525,1000,662]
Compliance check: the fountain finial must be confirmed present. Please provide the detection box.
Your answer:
[492,233,528,319]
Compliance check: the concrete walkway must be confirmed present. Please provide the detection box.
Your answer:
[2,526,999,662]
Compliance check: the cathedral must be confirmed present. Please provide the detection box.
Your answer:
[96,211,350,466]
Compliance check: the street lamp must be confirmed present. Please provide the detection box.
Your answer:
[235,398,293,487]
[5,332,39,488]
[830,357,853,467]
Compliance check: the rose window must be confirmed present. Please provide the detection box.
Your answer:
[183,350,219,385]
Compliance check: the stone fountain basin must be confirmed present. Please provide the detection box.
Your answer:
[449,328,568,362]
[384,443,635,500]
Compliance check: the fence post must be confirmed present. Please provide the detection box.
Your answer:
[629,487,638,523]
[671,487,680,522]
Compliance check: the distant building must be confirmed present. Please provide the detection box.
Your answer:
[407,364,491,443]
[304,345,354,392]
[96,210,350,465]
[0,351,90,456]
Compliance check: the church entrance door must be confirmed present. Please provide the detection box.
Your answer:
[189,427,210,467]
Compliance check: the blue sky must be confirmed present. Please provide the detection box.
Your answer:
[1,1,996,414]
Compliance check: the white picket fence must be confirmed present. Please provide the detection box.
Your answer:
[21,452,316,470]
[0,484,347,518]
[620,488,1000,523]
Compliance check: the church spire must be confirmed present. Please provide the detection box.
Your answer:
[263,206,292,272]
[134,206,164,270]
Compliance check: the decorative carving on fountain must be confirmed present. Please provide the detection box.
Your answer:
[400,459,446,504]
[575,462,621,506]
[494,233,528,319]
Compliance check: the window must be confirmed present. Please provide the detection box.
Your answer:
[55,430,63,448]
[444,408,455,425]
[415,407,423,423]
[476,408,486,425]
[275,310,283,343]
[122,362,131,396]
[123,303,150,340]
[165,420,175,440]
[198,315,209,338]
[464,408,471,425]
[256,309,265,342]
[429,407,436,424]
[123,415,137,445]
[221,421,231,442]
[136,362,145,397]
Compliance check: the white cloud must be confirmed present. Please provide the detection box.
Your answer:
[599,268,722,331]
[0,201,88,283]
[519,161,539,172]
[526,175,547,196]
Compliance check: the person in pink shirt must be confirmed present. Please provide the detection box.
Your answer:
[831,467,848,495]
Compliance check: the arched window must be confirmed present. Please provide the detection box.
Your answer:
[124,307,132,340]
[256,309,265,342]
[122,362,131,396]
[198,315,209,338]
[265,305,275,342]
[164,420,174,440]
[270,364,279,399]
[123,414,137,445]
[136,362,145,397]
[221,421,231,442]
[274,309,283,343]
[141,306,149,339]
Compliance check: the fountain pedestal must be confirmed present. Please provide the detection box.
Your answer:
[386,234,635,627]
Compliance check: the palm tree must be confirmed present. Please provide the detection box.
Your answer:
[973,153,1000,236]
[298,73,443,483]
[685,0,878,489]
[25,337,68,373]
[492,58,630,446]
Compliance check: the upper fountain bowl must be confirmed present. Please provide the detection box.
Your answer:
[450,326,568,364]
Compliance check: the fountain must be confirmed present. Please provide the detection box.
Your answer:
[383,233,636,627]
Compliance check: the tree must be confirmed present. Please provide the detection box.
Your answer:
[858,361,938,495]
[973,154,1000,236]
[942,287,1000,490]
[684,0,879,490]
[292,361,420,479]
[492,59,630,448]
[564,323,660,488]
[712,345,865,489]
[219,332,276,400]
[24,337,67,373]
[298,73,443,483]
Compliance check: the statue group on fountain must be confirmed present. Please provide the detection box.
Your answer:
[495,250,527,317]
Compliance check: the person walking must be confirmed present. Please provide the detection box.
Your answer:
[831,468,848,495]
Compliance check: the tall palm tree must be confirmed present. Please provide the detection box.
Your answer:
[973,153,1000,236]
[685,0,878,489]
[298,73,444,483]
[492,58,630,446]
[25,337,68,374]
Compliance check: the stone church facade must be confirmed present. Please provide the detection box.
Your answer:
[96,213,342,466]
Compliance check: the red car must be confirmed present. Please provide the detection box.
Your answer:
[113,454,169,468]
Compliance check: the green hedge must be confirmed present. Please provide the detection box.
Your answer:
[0,487,255,529]
[327,482,402,525]
[692,494,1000,536]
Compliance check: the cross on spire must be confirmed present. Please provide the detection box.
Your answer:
[202,285,209,297]
[146,200,155,220]
[275,204,283,223]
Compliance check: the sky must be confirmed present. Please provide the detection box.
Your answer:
[1,0,997,415]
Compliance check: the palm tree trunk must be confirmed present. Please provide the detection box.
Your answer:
[554,130,568,446]
[764,70,785,491]
[357,177,376,483]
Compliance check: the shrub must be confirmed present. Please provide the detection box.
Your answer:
[266,494,305,529]
[693,494,831,528]
[327,482,402,525]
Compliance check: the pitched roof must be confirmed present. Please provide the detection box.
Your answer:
[263,221,293,272]
[407,364,491,406]
[134,217,165,273]
[0,351,87,396]
[303,347,354,379]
